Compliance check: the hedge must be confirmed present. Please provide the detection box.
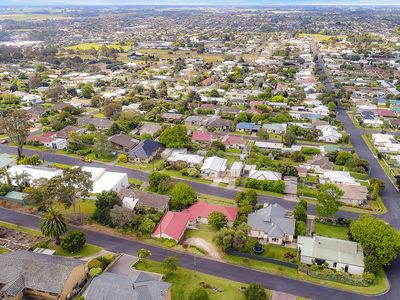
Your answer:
[301,147,321,155]
[299,265,372,287]
[244,178,285,194]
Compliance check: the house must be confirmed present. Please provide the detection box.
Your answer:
[81,166,129,194]
[184,201,238,227]
[322,171,358,185]
[230,161,243,178]
[108,133,139,153]
[191,130,217,144]
[371,133,400,153]
[311,105,329,116]
[139,123,162,136]
[161,112,184,123]
[184,115,209,127]
[247,203,295,245]
[248,170,282,181]
[21,94,42,104]
[152,211,191,242]
[375,109,396,118]
[6,165,62,185]
[77,117,113,130]
[119,189,170,211]
[337,184,368,206]
[262,123,288,134]
[222,134,245,149]
[55,126,79,139]
[84,271,171,300]
[0,153,15,169]
[28,131,67,151]
[236,122,260,133]
[128,140,163,163]
[24,106,45,122]
[166,153,204,167]
[200,156,228,177]
[305,155,334,173]
[0,250,86,300]
[317,125,342,143]
[206,118,233,131]
[298,236,365,275]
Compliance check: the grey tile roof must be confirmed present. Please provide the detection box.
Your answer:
[0,250,85,295]
[128,140,163,159]
[84,271,171,300]
[247,203,295,238]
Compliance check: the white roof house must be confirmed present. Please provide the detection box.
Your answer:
[322,171,358,185]
[21,94,42,104]
[249,170,282,181]
[230,161,243,178]
[81,167,129,194]
[317,125,342,143]
[311,105,329,116]
[167,153,204,166]
[200,156,227,177]
[6,165,62,185]
[372,133,400,154]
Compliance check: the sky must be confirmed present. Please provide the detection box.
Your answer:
[1,0,400,6]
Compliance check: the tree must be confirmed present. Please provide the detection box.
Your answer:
[103,102,122,119]
[244,283,267,300]
[350,215,400,266]
[61,230,86,253]
[26,178,52,211]
[293,200,307,222]
[162,255,179,274]
[81,82,94,99]
[364,255,381,274]
[316,184,343,218]
[235,190,258,208]
[208,211,228,229]
[115,110,143,133]
[92,191,119,226]
[295,220,307,236]
[148,171,173,194]
[327,101,337,111]
[189,288,209,300]
[137,248,151,260]
[213,223,250,251]
[28,72,41,89]
[40,209,67,245]
[67,131,84,151]
[283,130,296,147]
[169,182,197,210]
[110,205,135,227]
[48,168,93,214]
[278,164,298,177]
[370,178,385,191]
[138,217,156,235]
[0,110,33,158]
[93,133,113,158]
[159,125,189,148]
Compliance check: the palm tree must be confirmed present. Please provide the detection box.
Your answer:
[40,209,67,245]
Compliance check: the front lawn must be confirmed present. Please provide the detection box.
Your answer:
[315,223,349,240]
[262,244,297,261]
[55,243,102,258]
[0,247,10,254]
[135,260,267,300]
[53,199,97,216]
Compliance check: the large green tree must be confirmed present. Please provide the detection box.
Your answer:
[244,283,267,300]
[40,208,67,245]
[208,211,228,229]
[159,125,189,148]
[350,215,400,266]
[169,182,197,210]
[148,171,173,194]
[293,200,307,222]
[92,190,119,226]
[316,183,343,218]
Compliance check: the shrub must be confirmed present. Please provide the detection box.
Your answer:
[61,231,86,253]
[244,178,285,194]
[89,267,102,278]
[0,184,13,196]
[118,153,128,163]
[301,147,321,155]
[189,288,209,300]
[102,253,115,264]
[31,240,50,250]
[88,258,102,270]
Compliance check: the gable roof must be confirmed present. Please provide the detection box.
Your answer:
[184,201,238,222]
[108,133,139,148]
[0,251,84,296]
[84,271,171,300]
[128,140,163,159]
[298,235,364,267]
[152,211,191,241]
[249,170,282,181]
[201,156,227,173]
[191,130,216,142]
[222,134,245,146]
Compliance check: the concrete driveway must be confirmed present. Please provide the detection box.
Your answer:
[107,254,139,275]
[271,291,297,300]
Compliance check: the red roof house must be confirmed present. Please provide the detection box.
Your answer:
[375,109,395,118]
[28,132,56,144]
[151,211,191,242]
[191,130,217,144]
[202,77,214,87]
[184,201,238,225]
[221,134,245,149]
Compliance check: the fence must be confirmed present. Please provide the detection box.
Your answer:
[226,250,298,269]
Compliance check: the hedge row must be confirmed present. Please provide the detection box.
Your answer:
[244,178,285,194]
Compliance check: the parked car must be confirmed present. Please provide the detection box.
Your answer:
[0,139,9,144]
[81,156,93,163]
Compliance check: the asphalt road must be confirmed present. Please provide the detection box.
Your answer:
[0,206,396,300]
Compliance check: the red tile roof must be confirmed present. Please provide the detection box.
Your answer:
[152,211,191,242]
[375,109,395,117]
[184,201,238,222]
[28,132,56,143]
[191,130,216,143]
[222,134,245,146]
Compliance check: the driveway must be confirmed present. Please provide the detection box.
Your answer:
[107,254,139,275]
[271,291,296,300]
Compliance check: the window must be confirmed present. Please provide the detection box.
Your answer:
[333,262,337,268]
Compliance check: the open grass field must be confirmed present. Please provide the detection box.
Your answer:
[299,33,347,42]
[64,43,131,52]
[135,260,268,300]
[315,223,349,240]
